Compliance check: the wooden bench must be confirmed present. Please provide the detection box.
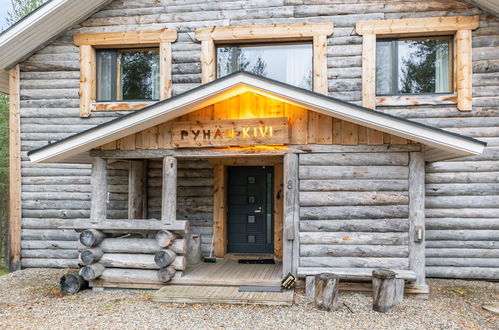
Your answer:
[299,268,417,302]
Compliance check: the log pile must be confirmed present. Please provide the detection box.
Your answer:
[78,229,189,285]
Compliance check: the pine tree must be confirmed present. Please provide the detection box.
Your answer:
[6,0,46,26]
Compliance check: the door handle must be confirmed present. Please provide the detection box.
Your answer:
[254,206,262,213]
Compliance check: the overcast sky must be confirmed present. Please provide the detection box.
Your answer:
[0,0,13,31]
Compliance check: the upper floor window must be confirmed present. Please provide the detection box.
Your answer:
[216,43,313,90]
[97,48,160,102]
[376,37,453,95]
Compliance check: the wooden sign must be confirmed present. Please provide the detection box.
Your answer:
[172,117,290,148]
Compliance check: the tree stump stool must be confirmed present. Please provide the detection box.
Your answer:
[372,268,396,313]
[314,273,339,311]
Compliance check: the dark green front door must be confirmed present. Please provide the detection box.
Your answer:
[227,166,274,254]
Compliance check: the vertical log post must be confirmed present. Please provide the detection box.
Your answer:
[283,153,299,276]
[128,160,147,219]
[161,156,177,224]
[408,152,426,288]
[372,269,396,313]
[314,273,339,311]
[90,157,107,223]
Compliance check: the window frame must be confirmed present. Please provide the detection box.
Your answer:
[375,35,454,96]
[356,15,479,111]
[74,29,177,117]
[215,41,314,90]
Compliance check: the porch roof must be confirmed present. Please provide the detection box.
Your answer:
[28,72,486,164]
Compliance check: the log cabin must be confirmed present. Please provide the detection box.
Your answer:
[0,0,498,301]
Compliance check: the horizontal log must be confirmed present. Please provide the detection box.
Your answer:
[300,257,409,269]
[99,238,161,254]
[99,268,162,284]
[79,248,103,265]
[79,229,105,248]
[299,232,408,245]
[80,263,105,281]
[21,240,80,249]
[61,219,188,234]
[425,240,498,249]
[425,208,499,218]
[299,152,409,166]
[426,218,499,230]
[300,205,409,219]
[426,267,499,280]
[299,219,409,232]
[299,166,409,180]
[426,196,499,208]
[158,266,176,283]
[426,248,499,258]
[21,249,79,259]
[426,230,499,241]
[21,258,78,268]
[300,179,408,192]
[21,229,79,241]
[100,253,158,269]
[172,255,187,271]
[300,244,408,258]
[300,191,408,206]
[426,258,499,267]
[171,239,188,254]
[426,183,499,196]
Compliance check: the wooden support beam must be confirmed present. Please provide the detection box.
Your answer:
[408,152,426,287]
[159,42,172,100]
[201,40,216,83]
[74,29,177,47]
[213,164,227,257]
[283,153,299,276]
[274,164,284,260]
[362,33,376,110]
[90,157,107,223]
[79,45,96,117]
[161,156,177,224]
[456,29,473,111]
[9,65,21,272]
[128,160,147,219]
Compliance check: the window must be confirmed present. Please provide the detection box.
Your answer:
[376,37,453,95]
[97,48,160,101]
[216,43,313,90]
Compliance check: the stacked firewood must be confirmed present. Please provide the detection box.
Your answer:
[78,229,187,284]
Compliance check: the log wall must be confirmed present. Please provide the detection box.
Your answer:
[18,0,499,279]
[298,151,411,270]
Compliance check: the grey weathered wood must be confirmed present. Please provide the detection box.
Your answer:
[372,269,396,313]
[128,160,147,219]
[186,234,202,265]
[426,266,499,280]
[306,275,315,298]
[299,232,409,245]
[171,239,188,254]
[161,156,177,224]
[300,179,408,192]
[394,279,405,303]
[314,273,339,311]
[298,267,417,281]
[300,257,409,269]
[300,244,409,258]
[299,152,409,166]
[90,157,107,223]
[79,229,105,248]
[79,248,103,265]
[300,205,409,219]
[283,153,299,276]
[79,263,105,281]
[156,230,176,248]
[61,219,188,234]
[60,272,88,294]
[299,165,409,180]
[158,266,176,283]
[99,238,161,254]
[172,255,187,271]
[300,191,409,206]
[100,253,158,269]
[154,249,176,268]
[408,152,426,286]
[300,219,409,232]
[99,268,162,284]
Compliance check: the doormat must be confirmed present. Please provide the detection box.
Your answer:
[239,285,283,292]
[238,259,275,264]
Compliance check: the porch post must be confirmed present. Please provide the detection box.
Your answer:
[161,156,177,224]
[408,152,426,288]
[283,153,299,276]
[128,160,147,219]
[90,157,107,223]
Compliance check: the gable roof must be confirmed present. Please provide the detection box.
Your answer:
[28,72,486,164]
[0,0,112,93]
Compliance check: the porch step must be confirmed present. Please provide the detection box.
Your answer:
[152,285,294,306]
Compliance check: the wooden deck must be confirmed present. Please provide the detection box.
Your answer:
[152,259,293,305]
[170,259,283,287]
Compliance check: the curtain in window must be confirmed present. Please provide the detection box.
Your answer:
[151,60,160,99]
[376,41,393,95]
[435,42,450,93]
[97,51,114,101]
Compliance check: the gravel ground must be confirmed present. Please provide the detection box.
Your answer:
[0,269,497,329]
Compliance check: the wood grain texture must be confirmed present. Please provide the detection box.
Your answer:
[90,158,107,223]
[74,29,177,46]
[213,164,227,257]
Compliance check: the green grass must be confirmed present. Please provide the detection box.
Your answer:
[0,266,8,276]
